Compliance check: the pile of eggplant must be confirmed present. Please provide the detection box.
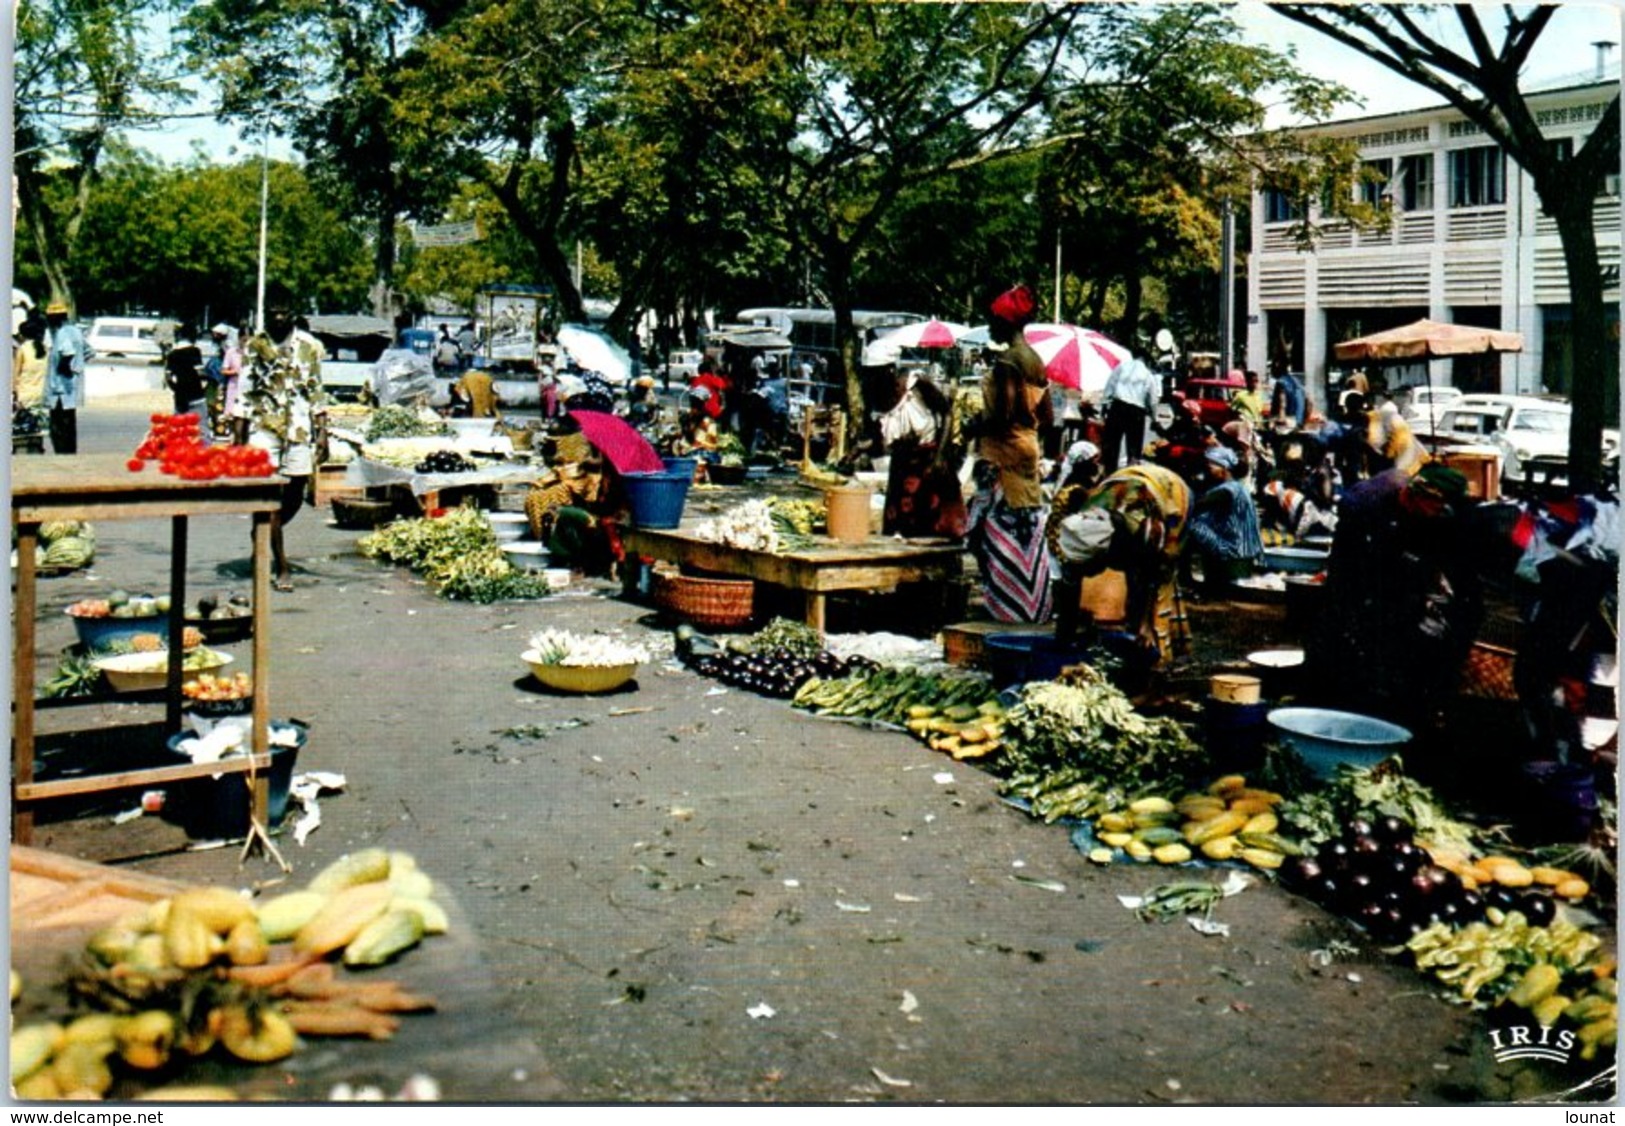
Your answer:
[674,624,873,699]
[1281,815,1556,946]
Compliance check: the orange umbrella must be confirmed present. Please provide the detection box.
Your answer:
[1333,319,1523,362]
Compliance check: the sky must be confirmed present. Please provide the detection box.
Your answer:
[122,2,1625,166]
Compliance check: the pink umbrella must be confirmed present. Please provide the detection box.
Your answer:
[861,318,972,366]
[568,410,667,475]
[1023,323,1132,393]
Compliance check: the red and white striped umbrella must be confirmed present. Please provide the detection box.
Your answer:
[1022,323,1132,393]
[862,318,972,366]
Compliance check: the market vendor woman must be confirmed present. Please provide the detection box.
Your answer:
[524,422,629,577]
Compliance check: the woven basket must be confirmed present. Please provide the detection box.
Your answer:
[654,571,755,630]
[1461,642,1518,701]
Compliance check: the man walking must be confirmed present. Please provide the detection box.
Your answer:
[43,301,89,454]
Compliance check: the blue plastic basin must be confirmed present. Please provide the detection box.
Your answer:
[1267,706,1411,778]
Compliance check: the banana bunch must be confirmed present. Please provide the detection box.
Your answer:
[792,666,997,730]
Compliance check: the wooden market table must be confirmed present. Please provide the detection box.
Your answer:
[621,526,965,632]
[11,454,286,844]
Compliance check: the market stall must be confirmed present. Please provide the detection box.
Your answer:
[622,525,964,633]
[11,454,284,844]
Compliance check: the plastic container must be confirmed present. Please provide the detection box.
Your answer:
[1210,673,1262,704]
[486,512,529,543]
[164,722,306,839]
[501,541,552,572]
[1260,546,1331,575]
[662,456,699,483]
[983,633,1093,689]
[623,470,693,529]
[68,609,169,653]
[1266,707,1411,779]
[825,485,874,543]
[1203,698,1272,773]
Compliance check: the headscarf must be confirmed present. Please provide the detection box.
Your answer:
[990,284,1037,326]
[1205,445,1238,470]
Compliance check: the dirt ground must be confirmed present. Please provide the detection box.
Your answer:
[10,396,1617,1105]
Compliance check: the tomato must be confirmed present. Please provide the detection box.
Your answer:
[126,458,145,472]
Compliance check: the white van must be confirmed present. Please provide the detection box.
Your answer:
[86,316,174,359]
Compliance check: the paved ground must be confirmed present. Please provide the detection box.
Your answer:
[11,395,1616,1105]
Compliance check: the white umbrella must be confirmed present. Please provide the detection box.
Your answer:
[861,318,972,366]
[556,323,632,385]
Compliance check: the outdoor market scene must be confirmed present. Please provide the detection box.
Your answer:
[9,1,1622,1110]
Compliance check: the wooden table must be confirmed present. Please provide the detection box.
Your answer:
[621,526,965,632]
[11,455,286,844]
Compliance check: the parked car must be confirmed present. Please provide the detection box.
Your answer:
[1400,385,1464,429]
[663,349,704,384]
[86,316,175,359]
[1183,372,1247,428]
[1420,396,1619,486]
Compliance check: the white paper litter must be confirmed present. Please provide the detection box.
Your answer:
[1116,894,1145,910]
[835,900,872,913]
[871,1067,912,1088]
[932,772,954,785]
[899,991,919,1014]
[110,807,144,825]
[288,771,347,845]
[747,1002,776,1019]
[1187,916,1230,937]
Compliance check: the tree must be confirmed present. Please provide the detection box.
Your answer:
[183,0,450,317]
[1273,3,1620,487]
[14,0,185,312]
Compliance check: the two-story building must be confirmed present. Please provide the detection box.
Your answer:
[1247,69,1621,414]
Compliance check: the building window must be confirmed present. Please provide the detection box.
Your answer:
[1262,187,1302,224]
[1399,154,1433,211]
[1358,158,1392,207]
[1449,144,1506,207]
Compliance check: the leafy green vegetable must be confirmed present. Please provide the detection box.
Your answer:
[1276,757,1485,852]
[364,405,451,442]
[359,505,551,603]
[998,667,1203,799]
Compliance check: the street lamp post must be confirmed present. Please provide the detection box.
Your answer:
[255,128,269,334]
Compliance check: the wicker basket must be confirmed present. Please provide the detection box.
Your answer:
[653,571,755,630]
[1461,642,1518,701]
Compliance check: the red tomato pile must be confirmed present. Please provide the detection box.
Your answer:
[129,414,275,480]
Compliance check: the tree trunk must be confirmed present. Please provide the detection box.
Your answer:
[822,241,864,451]
[1547,193,1609,489]
[371,193,397,319]
[1118,267,1143,354]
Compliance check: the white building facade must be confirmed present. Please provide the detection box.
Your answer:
[1247,77,1622,412]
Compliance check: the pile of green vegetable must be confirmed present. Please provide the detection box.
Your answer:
[364,405,450,442]
[1275,757,1486,854]
[999,666,1203,802]
[358,505,551,603]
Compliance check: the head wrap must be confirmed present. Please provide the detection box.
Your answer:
[989,284,1037,326]
[1055,508,1115,568]
[45,301,68,316]
[687,385,713,404]
[1065,440,1099,467]
[210,323,232,338]
[1205,445,1238,470]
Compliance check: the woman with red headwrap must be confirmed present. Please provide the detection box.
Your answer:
[966,284,1056,622]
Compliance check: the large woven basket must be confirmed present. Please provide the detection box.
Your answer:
[654,571,755,630]
[1460,641,1518,701]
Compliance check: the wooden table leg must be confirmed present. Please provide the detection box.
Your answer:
[13,522,40,844]
[250,512,272,825]
[166,516,188,733]
[805,592,827,634]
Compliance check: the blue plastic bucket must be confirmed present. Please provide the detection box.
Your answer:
[984,633,1092,688]
[1266,707,1411,778]
[661,456,698,482]
[165,722,306,839]
[623,471,693,529]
